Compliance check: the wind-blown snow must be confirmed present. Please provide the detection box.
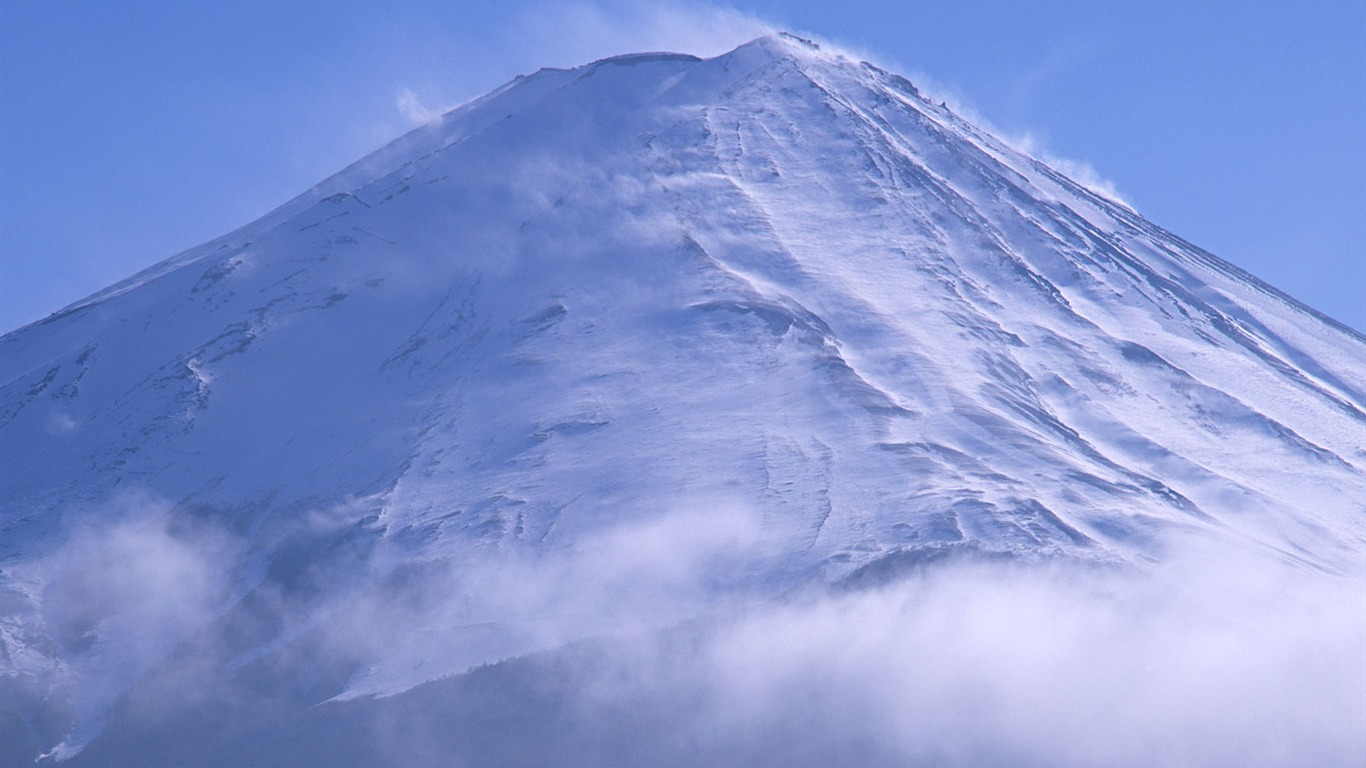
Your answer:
[2,33,1364,765]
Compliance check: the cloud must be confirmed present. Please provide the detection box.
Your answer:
[498,545,1365,767]
[244,492,1365,767]
[674,551,1366,766]
[12,493,240,761]
[8,487,1363,766]
[396,88,442,126]
[44,410,78,435]
[327,501,767,698]
[180,532,1359,767]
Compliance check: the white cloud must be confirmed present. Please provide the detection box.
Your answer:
[18,493,240,760]
[396,87,442,126]
[552,545,1366,766]
[11,487,1363,765]
[328,501,767,697]
[44,409,78,434]
[698,556,1363,765]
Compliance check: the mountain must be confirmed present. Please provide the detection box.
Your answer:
[3,33,1364,766]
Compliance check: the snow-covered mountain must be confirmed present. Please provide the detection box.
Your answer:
[3,33,1364,766]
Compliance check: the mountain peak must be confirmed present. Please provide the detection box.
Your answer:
[6,25,1363,584]
[564,32,834,90]
[582,50,704,69]
[740,30,826,55]
[715,30,840,70]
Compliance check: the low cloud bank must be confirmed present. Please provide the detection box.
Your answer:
[294,538,1366,767]
[316,527,1366,767]
[10,493,1365,766]
[663,550,1365,767]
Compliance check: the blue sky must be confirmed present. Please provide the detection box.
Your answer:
[2,0,1363,333]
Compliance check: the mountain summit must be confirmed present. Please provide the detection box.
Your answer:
[3,34,1365,765]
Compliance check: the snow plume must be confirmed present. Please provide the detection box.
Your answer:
[395,88,442,126]
[1005,131,1132,207]
[874,67,1132,209]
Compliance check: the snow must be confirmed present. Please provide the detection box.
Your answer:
[2,33,1364,764]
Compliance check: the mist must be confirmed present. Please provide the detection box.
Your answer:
[3,493,240,761]
[19,493,1363,767]
[370,539,1361,768]
[669,549,1366,767]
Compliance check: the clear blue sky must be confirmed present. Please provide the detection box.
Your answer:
[2,1,1363,333]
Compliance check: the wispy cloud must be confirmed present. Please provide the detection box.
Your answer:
[11,485,1363,765]
[15,493,240,760]
[395,88,442,126]
[328,501,767,698]
[669,550,1366,766]
[372,542,1361,766]
[300,533,1366,766]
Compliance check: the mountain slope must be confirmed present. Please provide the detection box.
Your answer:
[2,33,1365,763]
